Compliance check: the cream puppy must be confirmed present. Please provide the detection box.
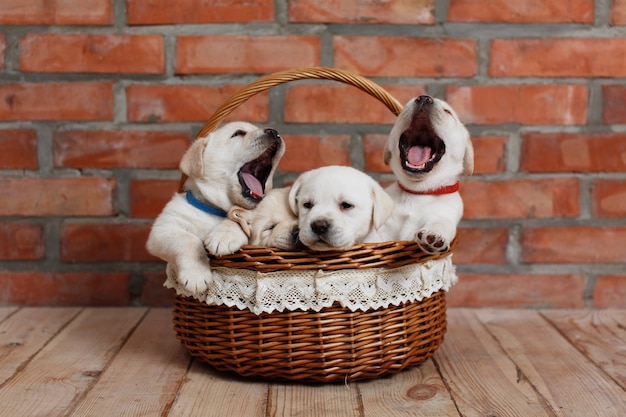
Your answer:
[380,95,474,253]
[289,166,394,251]
[146,122,285,294]
[204,187,299,255]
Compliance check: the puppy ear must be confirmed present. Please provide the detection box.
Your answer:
[371,182,394,230]
[287,179,302,215]
[179,138,207,178]
[227,206,252,238]
[463,136,475,176]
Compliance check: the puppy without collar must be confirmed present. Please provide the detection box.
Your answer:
[289,166,394,251]
[146,121,285,294]
[204,187,299,256]
[379,95,474,253]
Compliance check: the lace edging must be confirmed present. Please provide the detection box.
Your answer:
[165,256,457,314]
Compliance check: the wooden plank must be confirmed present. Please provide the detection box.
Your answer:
[68,309,190,416]
[477,309,626,417]
[268,381,361,417]
[0,307,19,322]
[542,309,626,391]
[0,308,146,417]
[359,360,460,417]
[0,307,80,385]
[435,309,557,417]
[169,362,269,417]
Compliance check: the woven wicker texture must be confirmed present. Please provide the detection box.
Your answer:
[172,67,451,382]
[209,239,458,272]
[173,291,447,382]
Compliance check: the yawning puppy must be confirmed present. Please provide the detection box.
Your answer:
[146,122,285,294]
[380,95,474,253]
[289,166,394,251]
[204,187,299,255]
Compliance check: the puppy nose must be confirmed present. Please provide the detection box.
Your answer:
[264,128,279,138]
[416,95,434,106]
[311,219,330,235]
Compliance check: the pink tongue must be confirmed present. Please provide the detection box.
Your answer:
[241,173,264,198]
[407,146,432,167]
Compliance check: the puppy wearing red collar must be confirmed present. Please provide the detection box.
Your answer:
[380,96,474,253]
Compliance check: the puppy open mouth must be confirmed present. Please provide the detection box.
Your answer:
[238,142,280,201]
[399,113,446,175]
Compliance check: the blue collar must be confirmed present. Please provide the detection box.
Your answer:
[185,191,227,218]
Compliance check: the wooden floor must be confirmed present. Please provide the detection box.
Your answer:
[0,307,625,417]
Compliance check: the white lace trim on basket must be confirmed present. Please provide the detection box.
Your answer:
[164,256,457,314]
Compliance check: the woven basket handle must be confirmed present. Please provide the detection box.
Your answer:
[179,67,404,191]
[195,67,403,138]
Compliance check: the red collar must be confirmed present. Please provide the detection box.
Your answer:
[397,181,460,195]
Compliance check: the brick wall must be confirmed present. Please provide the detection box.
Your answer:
[1,0,625,308]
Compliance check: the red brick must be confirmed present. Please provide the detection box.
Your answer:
[462,178,579,219]
[126,85,269,123]
[0,129,37,169]
[521,226,626,263]
[176,35,320,74]
[284,84,424,124]
[0,82,113,121]
[20,34,164,74]
[0,177,114,216]
[363,134,392,173]
[454,227,509,265]
[127,0,274,24]
[0,223,44,260]
[0,0,112,25]
[490,39,626,77]
[448,274,586,308]
[611,0,626,25]
[61,223,153,262]
[593,275,626,308]
[0,35,5,69]
[591,180,626,219]
[521,133,626,173]
[141,272,175,307]
[280,134,351,172]
[448,0,593,23]
[54,130,191,169]
[0,272,130,306]
[472,136,507,174]
[447,85,588,125]
[288,0,434,24]
[334,36,477,77]
[129,180,179,219]
[603,85,626,124]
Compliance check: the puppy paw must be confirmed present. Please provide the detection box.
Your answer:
[204,221,249,256]
[416,229,450,254]
[178,262,212,294]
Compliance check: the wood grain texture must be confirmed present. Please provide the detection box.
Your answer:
[542,309,626,390]
[0,308,625,417]
[478,309,626,417]
[436,309,557,416]
[0,307,80,384]
[0,308,146,417]
[359,360,459,417]
[68,309,190,416]
[169,362,269,417]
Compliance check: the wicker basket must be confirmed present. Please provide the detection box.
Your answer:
[172,67,456,383]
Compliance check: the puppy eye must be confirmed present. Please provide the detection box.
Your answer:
[230,130,247,138]
[340,202,354,211]
[302,202,313,209]
[265,224,276,231]
[443,108,453,116]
